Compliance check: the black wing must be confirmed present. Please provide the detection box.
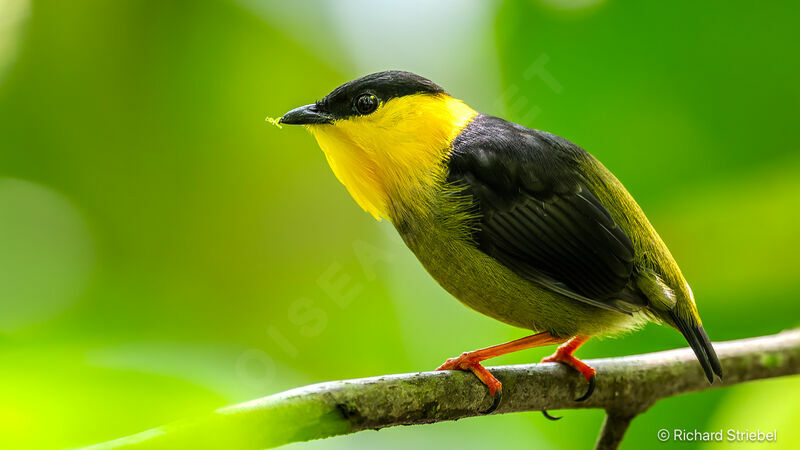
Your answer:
[448,115,645,313]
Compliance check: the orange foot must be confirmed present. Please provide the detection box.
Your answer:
[437,352,502,396]
[436,332,567,414]
[437,351,503,415]
[541,335,596,402]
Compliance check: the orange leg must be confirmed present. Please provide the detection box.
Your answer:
[541,335,596,402]
[436,332,568,408]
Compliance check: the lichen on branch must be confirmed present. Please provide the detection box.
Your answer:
[85,330,800,450]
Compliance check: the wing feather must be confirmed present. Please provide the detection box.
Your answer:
[448,115,645,313]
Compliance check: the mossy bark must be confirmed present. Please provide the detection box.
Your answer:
[86,330,800,450]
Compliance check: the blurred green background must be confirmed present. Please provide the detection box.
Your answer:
[0,0,798,448]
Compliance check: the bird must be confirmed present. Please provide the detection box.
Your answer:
[277,70,722,414]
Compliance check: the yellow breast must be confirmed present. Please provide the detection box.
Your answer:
[307,94,477,220]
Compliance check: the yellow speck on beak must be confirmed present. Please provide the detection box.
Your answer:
[265,116,283,129]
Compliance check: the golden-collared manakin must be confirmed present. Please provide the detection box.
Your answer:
[278,71,722,413]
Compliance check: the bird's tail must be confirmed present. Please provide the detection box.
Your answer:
[670,311,723,383]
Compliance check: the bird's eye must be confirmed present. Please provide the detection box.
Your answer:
[355,94,378,115]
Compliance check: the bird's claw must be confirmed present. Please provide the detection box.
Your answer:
[437,353,503,414]
[542,347,597,403]
[539,374,593,421]
[575,373,596,402]
[541,409,562,420]
[481,388,502,414]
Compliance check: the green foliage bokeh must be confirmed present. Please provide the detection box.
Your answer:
[0,1,798,449]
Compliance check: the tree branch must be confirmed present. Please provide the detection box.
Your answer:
[86,330,800,450]
[595,411,636,450]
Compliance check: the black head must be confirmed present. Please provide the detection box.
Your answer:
[279,71,446,125]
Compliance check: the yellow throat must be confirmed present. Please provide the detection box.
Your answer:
[306,93,477,221]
